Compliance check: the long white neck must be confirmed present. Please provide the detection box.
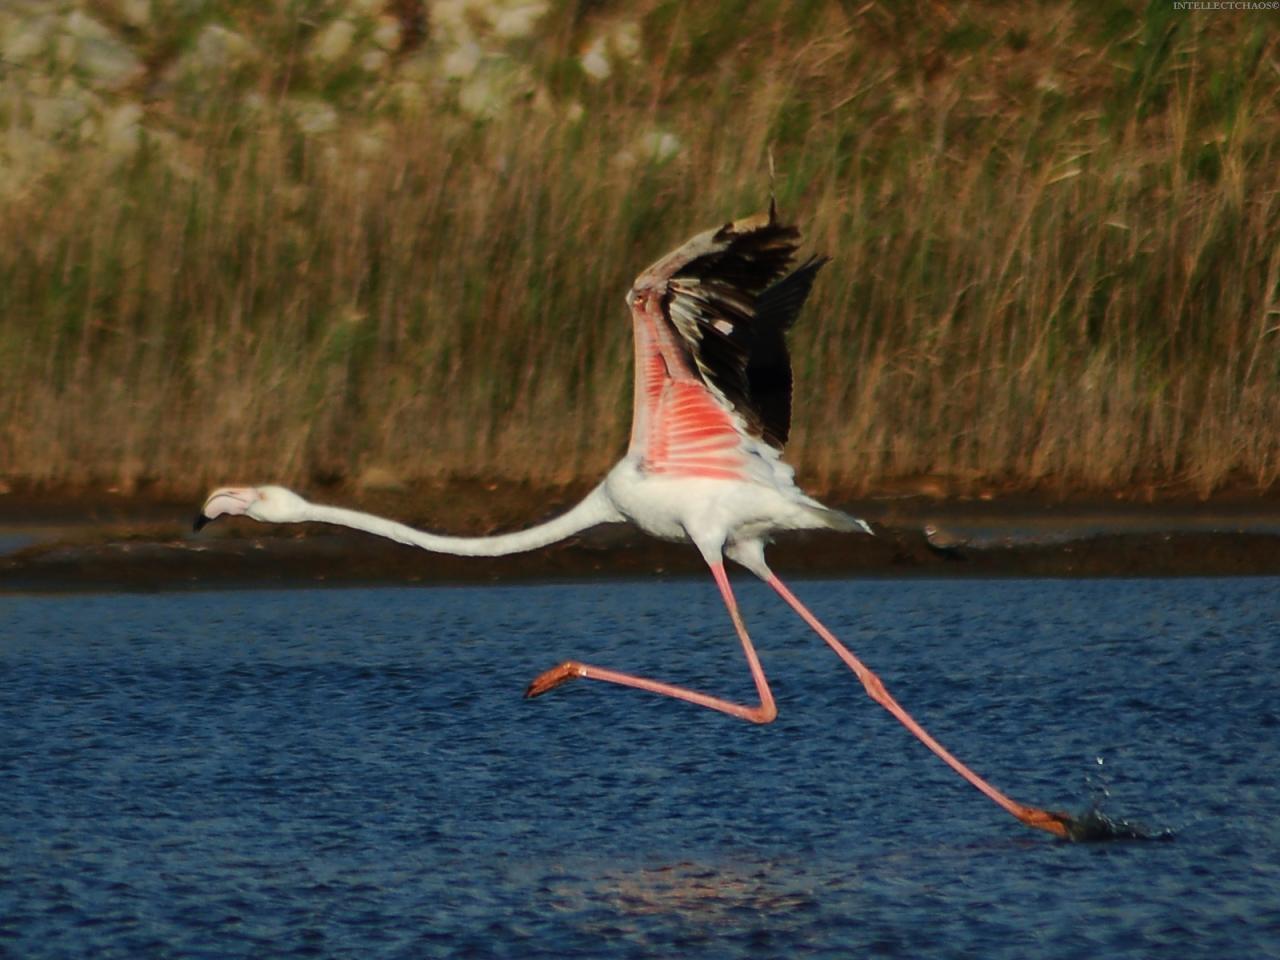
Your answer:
[297,483,623,557]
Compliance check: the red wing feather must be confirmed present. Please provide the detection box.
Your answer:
[646,381,752,480]
[628,293,754,480]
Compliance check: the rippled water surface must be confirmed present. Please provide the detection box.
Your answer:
[3,578,1279,958]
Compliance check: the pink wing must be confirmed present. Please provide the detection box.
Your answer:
[625,207,826,480]
[629,293,757,480]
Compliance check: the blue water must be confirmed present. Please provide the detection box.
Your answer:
[2,578,1278,959]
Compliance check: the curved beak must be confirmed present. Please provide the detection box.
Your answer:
[194,487,258,532]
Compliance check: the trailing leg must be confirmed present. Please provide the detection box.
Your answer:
[764,573,1071,838]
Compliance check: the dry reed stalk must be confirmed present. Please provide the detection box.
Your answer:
[1,3,1278,499]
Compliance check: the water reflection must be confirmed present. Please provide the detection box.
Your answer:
[548,857,819,920]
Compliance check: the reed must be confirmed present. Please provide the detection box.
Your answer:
[2,2,1278,500]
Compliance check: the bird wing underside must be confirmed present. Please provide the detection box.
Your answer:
[643,375,757,480]
[627,206,827,462]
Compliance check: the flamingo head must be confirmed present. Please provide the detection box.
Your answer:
[194,485,309,531]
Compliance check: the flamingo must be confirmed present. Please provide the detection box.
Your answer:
[196,205,1074,839]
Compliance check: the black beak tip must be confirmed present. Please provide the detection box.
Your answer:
[193,513,211,533]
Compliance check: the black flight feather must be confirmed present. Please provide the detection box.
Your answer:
[663,220,826,450]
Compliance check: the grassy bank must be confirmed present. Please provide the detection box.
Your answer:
[2,2,1279,499]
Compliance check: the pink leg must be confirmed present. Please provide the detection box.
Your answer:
[525,561,778,724]
[765,574,1072,838]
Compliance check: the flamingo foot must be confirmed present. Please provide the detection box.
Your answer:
[1017,806,1074,839]
[525,661,587,698]
[1025,805,1167,842]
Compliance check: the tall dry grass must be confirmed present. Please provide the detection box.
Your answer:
[2,1,1279,499]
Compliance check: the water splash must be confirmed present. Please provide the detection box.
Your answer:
[1064,756,1175,842]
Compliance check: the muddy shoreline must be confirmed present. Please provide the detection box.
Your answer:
[3,484,1279,591]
